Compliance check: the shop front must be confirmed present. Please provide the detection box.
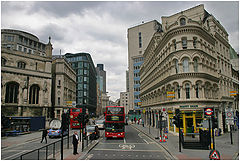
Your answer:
[168,108,204,136]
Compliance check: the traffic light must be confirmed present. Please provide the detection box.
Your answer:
[61,113,67,132]
[173,115,179,127]
[175,109,180,116]
[212,117,218,129]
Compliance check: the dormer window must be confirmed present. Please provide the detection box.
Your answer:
[180,18,186,26]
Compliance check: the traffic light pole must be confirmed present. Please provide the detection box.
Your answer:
[211,116,215,150]
[178,114,181,152]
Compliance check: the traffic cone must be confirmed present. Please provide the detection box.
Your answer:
[164,133,168,139]
[159,135,162,142]
[163,136,166,142]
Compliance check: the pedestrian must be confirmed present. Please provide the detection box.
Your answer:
[131,118,133,124]
[134,117,136,124]
[192,125,195,138]
[72,131,79,155]
[142,119,144,127]
[40,129,48,143]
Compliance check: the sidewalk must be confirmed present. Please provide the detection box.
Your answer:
[53,138,99,160]
[132,123,239,160]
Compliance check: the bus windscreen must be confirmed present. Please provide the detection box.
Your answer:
[107,107,124,114]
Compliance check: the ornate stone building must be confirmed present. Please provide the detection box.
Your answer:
[140,5,238,134]
[52,55,76,120]
[1,29,53,119]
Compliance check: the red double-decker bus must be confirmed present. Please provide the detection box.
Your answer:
[105,106,125,138]
[69,108,88,129]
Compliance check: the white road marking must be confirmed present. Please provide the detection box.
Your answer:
[86,154,93,160]
[94,148,163,152]
[123,138,126,144]
[2,150,29,160]
[119,144,135,150]
[143,139,149,144]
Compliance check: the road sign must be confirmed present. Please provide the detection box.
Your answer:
[204,108,214,117]
[225,108,234,119]
[209,150,220,160]
[226,119,234,125]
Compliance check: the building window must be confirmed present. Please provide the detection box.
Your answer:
[5,82,19,103]
[177,85,181,99]
[193,37,197,48]
[5,35,14,42]
[29,84,40,104]
[139,32,142,48]
[24,48,27,53]
[180,18,186,26]
[194,59,198,72]
[195,84,199,98]
[175,60,179,73]
[35,62,38,70]
[17,61,26,69]
[58,97,60,105]
[28,49,32,54]
[183,58,189,73]
[173,39,177,50]
[185,83,190,99]
[58,80,61,86]
[182,37,187,49]
[2,58,7,66]
[18,45,22,52]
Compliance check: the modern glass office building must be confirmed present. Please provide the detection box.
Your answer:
[65,53,97,114]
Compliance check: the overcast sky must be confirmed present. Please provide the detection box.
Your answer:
[1,1,239,101]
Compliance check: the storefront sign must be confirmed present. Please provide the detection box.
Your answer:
[167,91,175,98]
[180,105,198,108]
[230,91,237,96]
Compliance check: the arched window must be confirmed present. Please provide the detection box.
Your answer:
[182,37,187,49]
[1,58,7,66]
[175,60,179,73]
[194,59,198,72]
[29,84,40,104]
[5,82,19,103]
[185,83,190,99]
[17,61,26,69]
[177,85,181,99]
[180,18,186,26]
[195,84,199,98]
[183,58,189,72]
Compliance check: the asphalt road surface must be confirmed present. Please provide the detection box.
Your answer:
[81,125,171,160]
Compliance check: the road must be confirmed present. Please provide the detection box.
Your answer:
[1,129,77,160]
[81,125,171,160]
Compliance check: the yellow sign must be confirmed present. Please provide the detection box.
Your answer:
[167,91,175,98]
[67,101,72,107]
[138,102,142,106]
[230,91,237,96]
[143,108,146,114]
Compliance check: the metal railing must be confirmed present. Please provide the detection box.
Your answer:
[13,136,72,160]
[12,133,98,160]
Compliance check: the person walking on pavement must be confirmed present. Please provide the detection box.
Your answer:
[72,131,79,155]
[134,117,136,124]
[40,129,48,143]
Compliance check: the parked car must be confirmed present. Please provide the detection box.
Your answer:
[48,119,68,138]
[95,120,105,129]
[85,125,100,140]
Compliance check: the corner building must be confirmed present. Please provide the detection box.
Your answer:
[140,5,238,134]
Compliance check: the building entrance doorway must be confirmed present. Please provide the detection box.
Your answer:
[186,118,193,133]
